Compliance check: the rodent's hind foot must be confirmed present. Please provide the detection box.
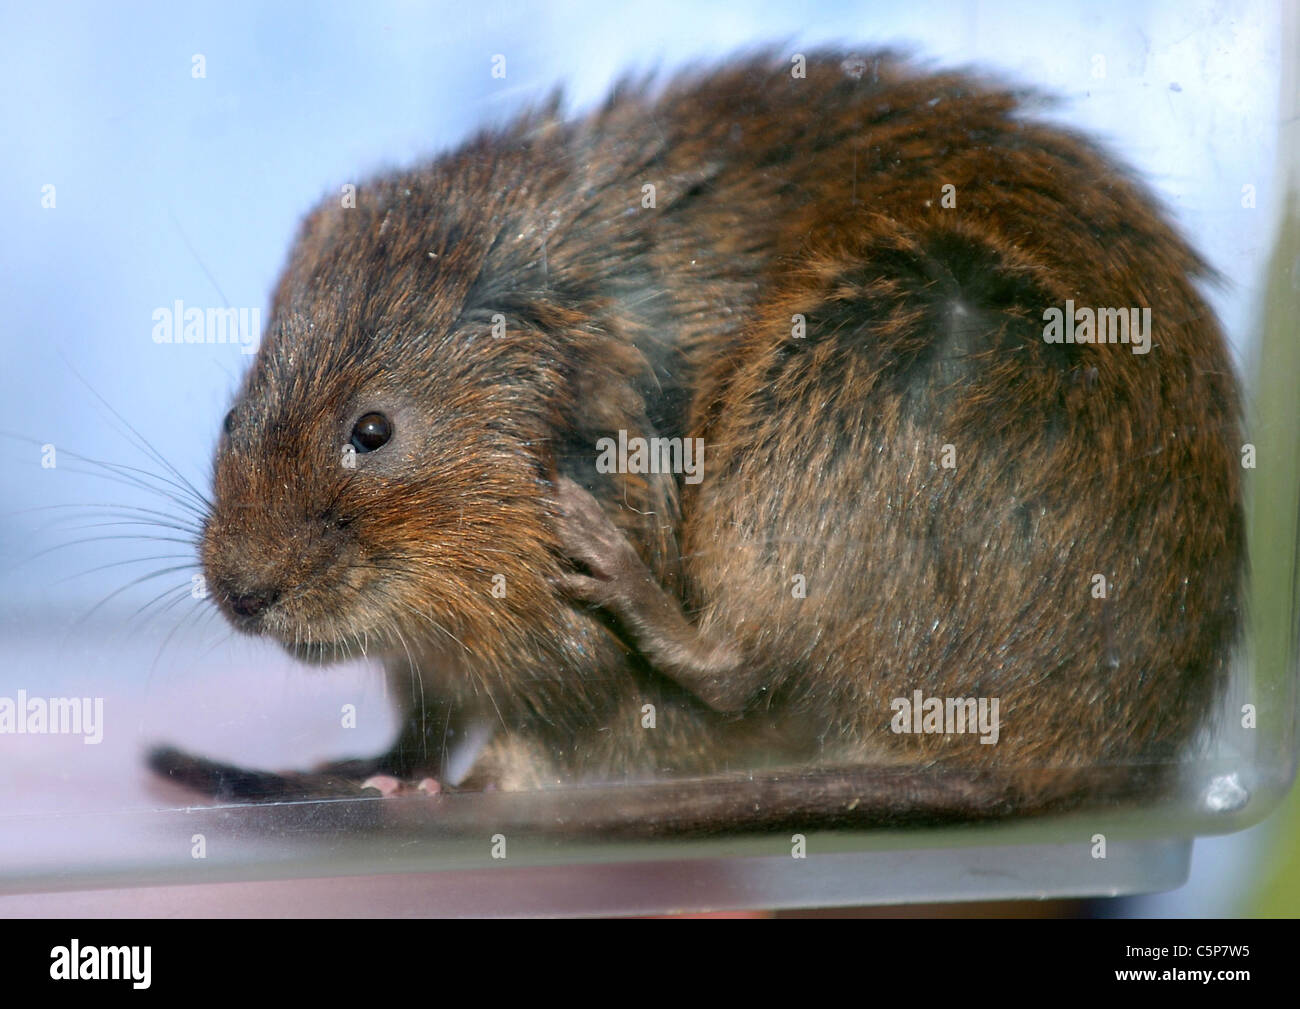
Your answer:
[359,774,443,797]
[360,774,402,796]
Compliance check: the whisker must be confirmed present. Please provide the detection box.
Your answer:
[147,595,220,688]
[128,582,199,628]
[59,456,209,517]
[194,609,233,651]
[37,517,204,538]
[394,599,469,654]
[57,355,215,512]
[140,583,205,631]
[166,208,233,311]
[74,566,199,628]
[14,533,200,569]
[7,501,206,528]
[46,463,207,518]
[51,553,198,586]
[1,432,210,518]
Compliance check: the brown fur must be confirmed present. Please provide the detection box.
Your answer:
[174,50,1242,825]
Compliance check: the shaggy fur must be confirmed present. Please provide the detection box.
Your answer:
[163,51,1242,829]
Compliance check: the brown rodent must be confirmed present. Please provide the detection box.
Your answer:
[150,50,1244,833]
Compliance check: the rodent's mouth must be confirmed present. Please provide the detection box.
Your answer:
[209,572,391,664]
[215,603,364,664]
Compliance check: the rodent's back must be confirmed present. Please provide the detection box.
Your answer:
[623,54,1243,781]
[203,51,1243,803]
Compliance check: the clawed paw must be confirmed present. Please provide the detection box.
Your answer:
[552,478,652,610]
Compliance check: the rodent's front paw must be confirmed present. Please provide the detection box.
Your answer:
[552,477,654,610]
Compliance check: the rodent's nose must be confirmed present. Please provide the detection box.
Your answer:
[228,588,281,619]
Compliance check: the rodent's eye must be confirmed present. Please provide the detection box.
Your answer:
[350,412,393,453]
[222,409,236,436]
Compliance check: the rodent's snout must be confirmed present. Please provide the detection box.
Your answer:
[202,553,287,633]
[201,505,363,646]
[223,585,280,622]
[202,390,383,649]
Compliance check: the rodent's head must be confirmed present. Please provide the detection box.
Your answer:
[200,148,616,669]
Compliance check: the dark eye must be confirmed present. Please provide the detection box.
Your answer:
[223,409,236,435]
[351,412,392,453]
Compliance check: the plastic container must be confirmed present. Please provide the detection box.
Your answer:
[0,0,1295,914]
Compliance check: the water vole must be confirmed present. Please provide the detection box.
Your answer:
[151,50,1243,832]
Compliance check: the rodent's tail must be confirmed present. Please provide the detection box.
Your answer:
[147,745,1167,836]
[422,764,1170,836]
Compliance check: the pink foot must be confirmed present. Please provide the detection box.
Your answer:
[360,774,402,796]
